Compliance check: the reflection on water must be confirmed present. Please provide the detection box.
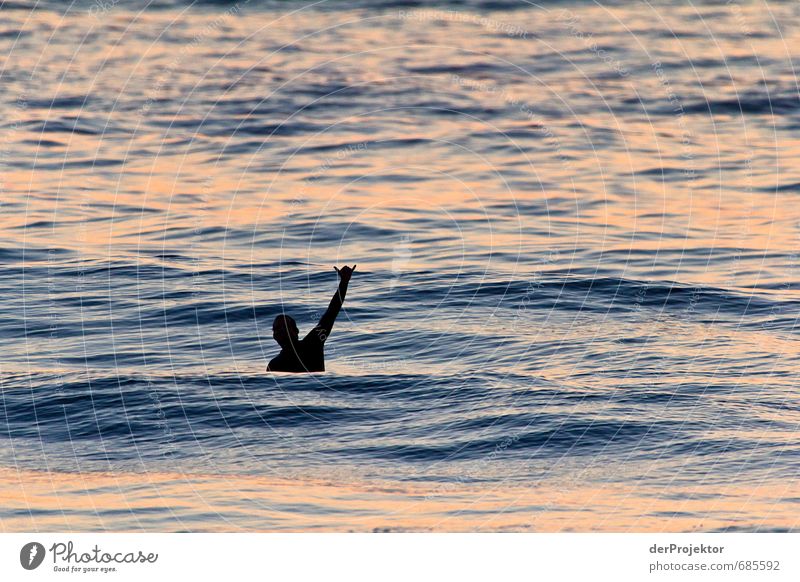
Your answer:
[1,0,799,531]
[2,468,798,532]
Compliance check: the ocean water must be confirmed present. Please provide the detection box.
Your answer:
[1,0,799,532]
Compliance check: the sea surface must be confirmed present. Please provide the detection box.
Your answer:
[1,0,799,531]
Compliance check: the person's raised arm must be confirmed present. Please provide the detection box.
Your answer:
[314,264,356,340]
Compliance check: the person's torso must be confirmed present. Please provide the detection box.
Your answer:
[269,334,325,373]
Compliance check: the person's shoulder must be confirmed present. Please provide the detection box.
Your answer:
[302,326,328,344]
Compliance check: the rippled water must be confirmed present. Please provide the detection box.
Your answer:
[1,0,799,531]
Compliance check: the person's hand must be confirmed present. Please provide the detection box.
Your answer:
[334,265,357,283]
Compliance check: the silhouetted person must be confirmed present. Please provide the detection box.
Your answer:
[267,265,356,373]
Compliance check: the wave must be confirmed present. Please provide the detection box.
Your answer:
[4,0,622,14]
[2,366,794,470]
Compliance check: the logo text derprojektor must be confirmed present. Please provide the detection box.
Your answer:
[49,541,158,565]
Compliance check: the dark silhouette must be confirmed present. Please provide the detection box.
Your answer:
[267,265,356,373]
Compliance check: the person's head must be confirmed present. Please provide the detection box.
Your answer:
[272,314,298,348]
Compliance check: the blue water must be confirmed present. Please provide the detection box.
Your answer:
[1,0,799,530]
